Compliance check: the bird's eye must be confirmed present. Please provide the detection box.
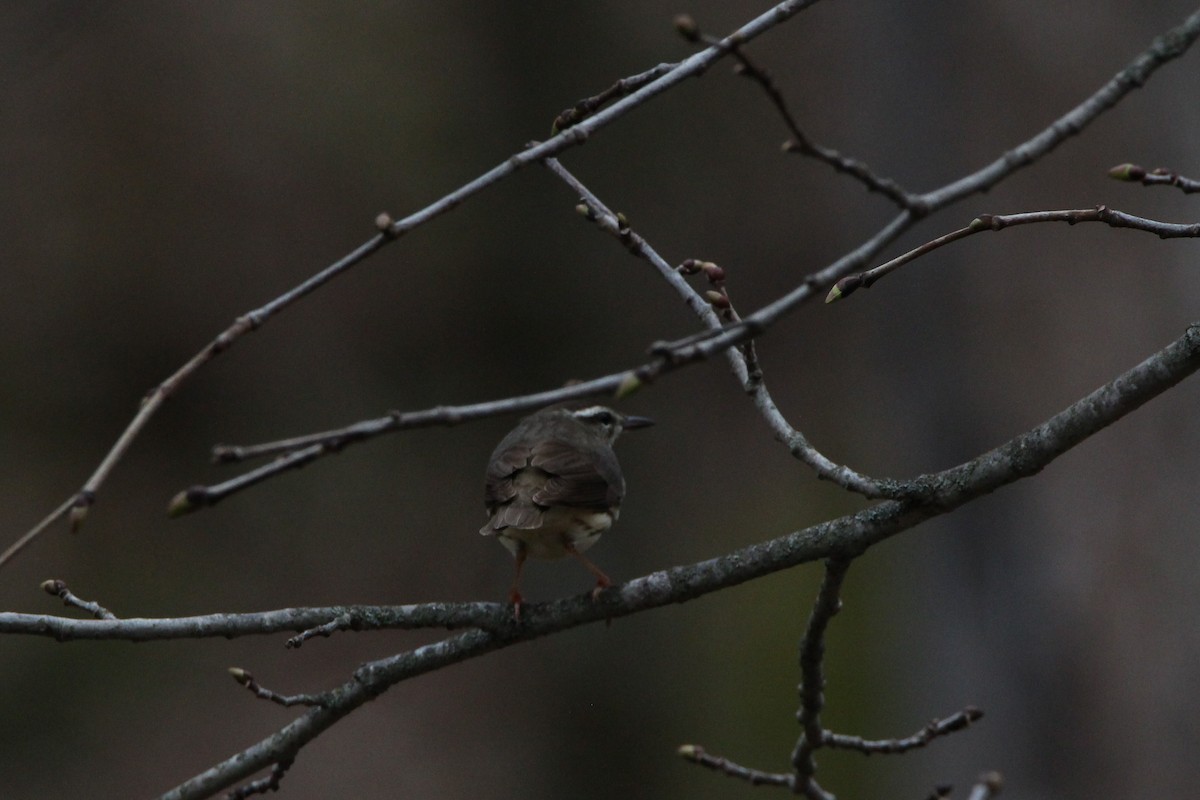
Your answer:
[594,411,614,425]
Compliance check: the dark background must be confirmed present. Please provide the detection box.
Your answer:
[2,2,1198,798]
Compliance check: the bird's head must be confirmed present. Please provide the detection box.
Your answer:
[569,405,654,445]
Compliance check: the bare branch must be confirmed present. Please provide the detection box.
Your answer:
[228,668,329,708]
[225,759,293,800]
[1110,162,1200,194]
[677,744,792,788]
[828,206,1200,302]
[39,578,117,620]
[791,558,850,798]
[550,62,679,133]
[0,601,509,642]
[677,14,915,208]
[823,707,984,754]
[919,10,1200,210]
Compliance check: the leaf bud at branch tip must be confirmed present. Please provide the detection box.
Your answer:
[41,578,66,595]
[614,372,642,399]
[374,212,394,231]
[673,15,700,42]
[677,744,700,759]
[167,487,206,518]
[228,667,252,685]
[700,261,725,284]
[826,274,861,303]
[1108,163,1144,181]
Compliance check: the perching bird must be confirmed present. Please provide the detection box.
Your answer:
[480,405,652,617]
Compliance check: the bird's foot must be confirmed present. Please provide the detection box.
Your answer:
[508,588,524,622]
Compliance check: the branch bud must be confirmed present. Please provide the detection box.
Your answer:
[673,15,700,42]
[614,372,642,399]
[167,487,206,518]
[41,578,66,596]
[1108,163,1145,181]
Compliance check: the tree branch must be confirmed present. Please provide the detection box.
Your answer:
[827,206,1200,302]
[823,707,984,754]
[791,558,850,800]
[1110,162,1200,194]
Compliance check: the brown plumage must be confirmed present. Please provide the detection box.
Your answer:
[480,405,652,615]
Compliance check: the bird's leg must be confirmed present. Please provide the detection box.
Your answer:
[564,542,612,600]
[508,546,528,621]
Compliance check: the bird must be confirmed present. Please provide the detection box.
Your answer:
[480,405,652,617]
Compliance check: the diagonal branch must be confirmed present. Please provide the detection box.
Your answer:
[676,14,915,208]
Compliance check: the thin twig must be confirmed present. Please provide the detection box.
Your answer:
[177,371,669,513]
[827,205,1200,302]
[1110,162,1200,193]
[677,744,793,787]
[551,63,679,133]
[677,15,915,208]
[286,613,354,649]
[228,668,329,708]
[40,578,117,620]
[225,759,292,800]
[823,707,983,754]
[791,558,851,800]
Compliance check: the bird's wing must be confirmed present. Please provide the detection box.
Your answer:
[480,442,539,534]
[529,439,625,509]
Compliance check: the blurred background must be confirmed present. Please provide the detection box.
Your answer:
[2,2,1198,798]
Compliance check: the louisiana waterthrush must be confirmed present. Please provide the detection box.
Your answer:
[480,405,652,616]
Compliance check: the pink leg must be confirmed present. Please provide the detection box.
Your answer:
[508,546,527,620]
[564,542,611,600]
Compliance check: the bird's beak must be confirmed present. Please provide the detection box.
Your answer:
[622,415,655,430]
